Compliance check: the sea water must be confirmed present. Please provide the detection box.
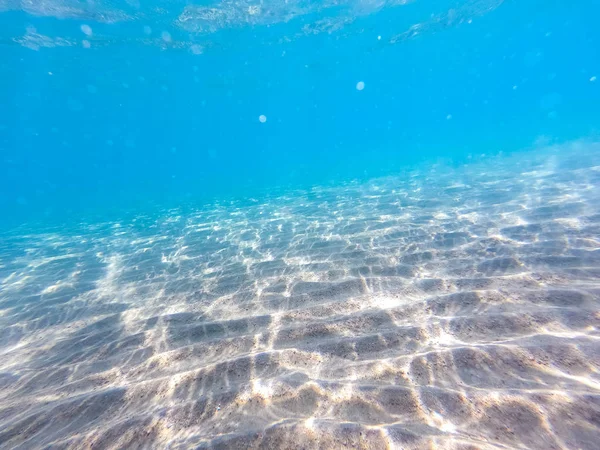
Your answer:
[1,0,600,448]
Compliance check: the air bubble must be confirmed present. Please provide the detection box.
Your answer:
[356,81,365,91]
[259,115,267,123]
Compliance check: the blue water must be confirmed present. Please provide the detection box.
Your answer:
[1,0,599,228]
[3,2,600,447]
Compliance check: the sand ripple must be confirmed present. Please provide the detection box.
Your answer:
[1,142,600,449]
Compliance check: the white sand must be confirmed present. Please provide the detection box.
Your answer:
[1,141,600,449]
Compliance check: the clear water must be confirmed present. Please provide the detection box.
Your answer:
[1,1,600,448]
[2,0,599,227]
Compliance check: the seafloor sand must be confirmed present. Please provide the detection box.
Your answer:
[1,142,600,449]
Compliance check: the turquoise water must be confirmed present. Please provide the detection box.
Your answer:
[2,1,600,449]
[2,0,599,227]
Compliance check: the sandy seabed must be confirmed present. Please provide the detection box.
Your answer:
[1,142,600,449]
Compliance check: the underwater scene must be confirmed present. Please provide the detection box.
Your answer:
[1,0,600,448]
